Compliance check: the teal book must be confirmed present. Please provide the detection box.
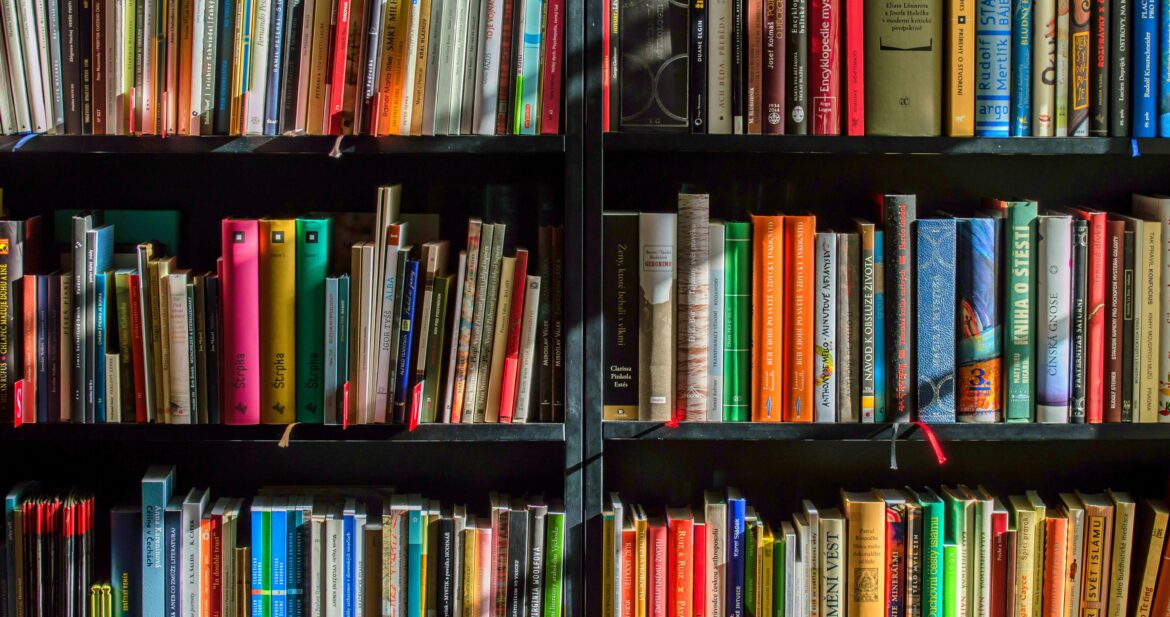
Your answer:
[95,271,112,423]
[943,543,959,617]
[513,0,545,134]
[270,498,288,617]
[916,487,945,617]
[874,231,887,421]
[1000,201,1038,422]
[141,466,174,617]
[407,509,424,617]
[295,218,333,423]
[723,222,752,421]
[54,209,182,256]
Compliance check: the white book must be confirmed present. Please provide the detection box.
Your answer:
[444,0,468,134]
[432,0,458,133]
[356,243,377,424]
[373,239,407,423]
[514,275,541,423]
[1032,0,1056,135]
[704,492,727,617]
[483,256,516,423]
[16,0,48,132]
[106,353,121,422]
[473,0,502,134]
[180,489,209,617]
[46,0,64,131]
[310,504,326,616]
[708,221,725,422]
[793,513,810,617]
[399,0,424,133]
[353,503,366,617]
[1060,493,1086,617]
[0,0,27,132]
[971,488,994,617]
[802,501,821,617]
[677,191,710,421]
[1131,194,1170,420]
[246,0,273,134]
[189,0,211,134]
[324,507,344,617]
[324,277,339,424]
[707,0,732,134]
[814,232,837,422]
[1036,215,1073,423]
[0,37,12,133]
[442,252,468,422]
[780,522,797,617]
[32,0,54,131]
[167,274,193,423]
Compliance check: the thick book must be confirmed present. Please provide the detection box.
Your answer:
[786,0,808,133]
[1132,0,1157,136]
[1110,0,1129,134]
[784,216,815,422]
[1105,220,1125,422]
[813,232,836,422]
[602,213,639,420]
[1065,208,1107,423]
[998,200,1038,422]
[751,215,783,422]
[638,213,677,420]
[763,0,785,134]
[725,221,752,422]
[1131,194,1170,418]
[618,0,688,131]
[709,222,726,421]
[1033,0,1056,134]
[842,493,883,617]
[677,190,710,421]
[956,217,1002,423]
[260,220,296,424]
[111,505,141,617]
[844,0,862,135]
[1036,215,1073,422]
[1131,500,1168,617]
[143,466,175,616]
[1078,492,1116,617]
[0,221,22,423]
[864,0,943,135]
[975,0,1012,135]
[880,195,916,421]
[1126,217,1160,423]
[837,233,860,422]
[916,219,957,423]
[1088,0,1111,134]
[947,0,975,135]
[220,220,261,425]
[809,0,840,134]
[295,218,332,423]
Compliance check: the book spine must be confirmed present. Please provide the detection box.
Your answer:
[784,216,814,422]
[883,196,916,421]
[295,219,331,423]
[1057,0,1070,133]
[204,276,221,423]
[1004,202,1038,422]
[493,0,517,134]
[836,234,860,422]
[264,0,288,134]
[845,502,882,617]
[1089,0,1110,134]
[1082,512,1113,617]
[725,222,753,422]
[1105,222,1125,422]
[887,506,907,617]
[0,222,21,422]
[813,233,836,422]
[221,220,261,425]
[1111,0,1129,133]
[907,507,925,617]
[129,275,147,421]
[763,0,785,133]
[915,219,958,423]
[1012,0,1033,133]
[514,0,543,133]
[602,214,639,420]
[259,220,296,424]
[515,277,542,422]
[976,0,1013,136]
[729,498,747,617]
[709,223,726,422]
[752,215,784,423]
[786,0,807,133]
[1107,500,1134,617]
[844,0,862,135]
[1085,213,1107,423]
[327,0,353,133]
[639,213,677,421]
[539,0,564,134]
[922,500,944,617]
[733,0,745,133]
[394,261,420,421]
[1071,218,1089,422]
[809,0,839,134]
[1133,0,1157,136]
[857,224,877,421]
[498,258,528,422]
[166,276,192,423]
[956,218,1003,423]
[949,0,975,134]
[691,0,708,132]
[708,0,733,132]
[1033,0,1057,134]
[1121,229,1136,422]
[1071,0,1091,134]
[1036,216,1073,423]
[22,277,35,423]
[677,192,710,421]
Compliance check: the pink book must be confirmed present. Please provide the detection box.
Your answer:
[477,526,494,617]
[810,0,841,135]
[539,0,564,135]
[498,249,530,422]
[221,219,261,425]
[844,0,864,135]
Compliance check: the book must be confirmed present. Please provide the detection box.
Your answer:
[295,218,332,423]
[709,222,726,421]
[1130,195,1170,418]
[842,492,883,617]
[947,0,975,135]
[1130,500,1167,617]
[708,0,733,132]
[1056,0,1071,133]
[956,217,1002,423]
[1033,0,1057,134]
[751,215,782,422]
[880,195,916,421]
[783,216,814,422]
[603,214,639,421]
[855,220,878,421]
[143,465,175,616]
[813,232,836,422]
[836,233,859,422]
[618,0,689,130]
[1071,219,1089,422]
[787,0,809,134]
[864,0,943,134]
[1036,215,1073,422]
[1132,0,1157,136]
[809,0,839,134]
[975,0,1012,136]
[915,218,957,423]
[723,221,752,422]
[677,190,710,421]
[998,200,1038,422]
[1070,0,1091,135]
[638,213,676,421]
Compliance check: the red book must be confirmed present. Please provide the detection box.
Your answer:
[844,0,863,134]
[763,0,786,134]
[22,275,35,423]
[809,0,841,134]
[210,511,223,617]
[1068,208,1107,423]
[1104,219,1125,422]
[128,274,148,423]
[220,220,261,425]
[885,502,906,617]
[990,502,1009,617]
[692,517,707,617]
[539,0,564,134]
[649,516,669,617]
[1042,515,1068,617]
[667,509,694,617]
[499,249,530,422]
[326,0,354,134]
[494,0,518,134]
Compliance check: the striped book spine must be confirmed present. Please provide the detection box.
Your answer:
[677,190,710,421]
[725,222,753,422]
[976,0,1012,136]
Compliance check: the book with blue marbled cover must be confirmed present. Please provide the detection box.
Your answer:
[915,219,957,422]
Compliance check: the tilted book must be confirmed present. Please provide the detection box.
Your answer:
[638,213,676,421]
[915,219,957,423]
[677,190,710,421]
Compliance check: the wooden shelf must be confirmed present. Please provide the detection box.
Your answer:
[0,422,566,443]
[0,134,566,155]
[602,421,1170,441]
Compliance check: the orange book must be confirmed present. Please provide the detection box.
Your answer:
[1147,527,1170,617]
[783,215,816,422]
[176,0,194,135]
[752,215,785,421]
[622,521,637,617]
[667,509,694,617]
[1044,514,1069,617]
[200,516,212,617]
[22,275,35,420]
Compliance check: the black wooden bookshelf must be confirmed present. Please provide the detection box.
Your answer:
[0,134,567,154]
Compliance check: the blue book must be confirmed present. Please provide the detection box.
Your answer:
[393,261,420,421]
[727,489,747,617]
[110,505,142,617]
[977,0,1013,136]
[1136,0,1160,135]
[141,466,174,617]
[5,482,37,617]
[407,509,423,617]
[252,497,266,617]
[264,0,287,135]
[35,276,49,423]
[164,495,183,617]
[95,271,109,423]
[86,225,114,423]
[915,219,957,422]
[514,0,545,134]
[344,500,357,617]
[337,275,350,412]
[874,232,887,422]
[1011,0,1033,135]
[288,501,305,616]
[1161,0,1170,134]
[956,218,1003,422]
[271,498,288,617]
[213,0,238,133]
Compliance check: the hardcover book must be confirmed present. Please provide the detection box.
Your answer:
[1011,0,1033,135]
[709,222,726,421]
[1037,215,1073,422]
[956,217,1002,422]
[619,0,689,130]
[1070,0,1091,135]
[783,215,814,422]
[1033,0,1057,134]
[997,200,1038,422]
[836,233,860,422]
[1071,219,1089,422]
[786,0,809,133]
[638,213,676,420]
[1130,194,1170,418]
[260,219,296,424]
[1132,0,1156,136]
[915,219,957,423]
[709,0,733,132]
[603,214,639,421]
[947,0,975,134]
[880,195,916,421]
[813,232,836,422]
[725,221,752,422]
[220,220,261,425]
[295,218,332,423]
[975,0,1012,136]
[677,190,710,421]
[809,0,840,134]
[864,0,943,135]
[752,215,783,422]
[855,220,878,421]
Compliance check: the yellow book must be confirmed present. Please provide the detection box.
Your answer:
[155,257,175,423]
[1010,495,1038,617]
[759,524,775,617]
[228,0,246,134]
[1027,491,1048,617]
[841,492,884,617]
[377,0,412,135]
[1136,220,1162,422]
[462,525,478,617]
[947,0,974,136]
[1107,491,1136,617]
[306,0,334,134]
[1132,500,1168,617]
[408,0,434,135]
[260,219,297,424]
[634,504,649,617]
[147,259,165,419]
[484,257,516,423]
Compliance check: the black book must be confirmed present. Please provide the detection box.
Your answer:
[279,0,307,133]
[733,0,745,132]
[71,212,101,423]
[609,0,621,130]
[880,195,915,421]
[785,0,808,134]
[0,221,23,423]
[690,0,708,133]
[1090,0,1111,135]
[60,0,83,133]
[601,213,639,420]
[438,516,455,617]
[550,226,563,422]
[35,276,49,423]
[537,226,552,421]
[618,0,689,130]
[505,504,530,617]
[79,0,93,133]
[205,275,221,424]
[46,274,60,423]
[1110,0,1130,134]
[1071,218,1089,423]
[213,0,238,134]
[1121,229,1135,421]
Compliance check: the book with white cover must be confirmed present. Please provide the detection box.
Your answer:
[1036,215,1073,423]
[708,221,725,422]
[245,0,273,134]
[676,191,709,421]
[814,232,837,422]
[514,275,541,423]
[473,0,502,134]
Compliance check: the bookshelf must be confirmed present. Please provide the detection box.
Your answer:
[0,134,568,154]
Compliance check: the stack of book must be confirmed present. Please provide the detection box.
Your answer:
[607,0,1160,137]
[0,0,564,136]
[602,189,1170,423]
[602,487,1156,617]
[0,183,565,425]
[3,465,568,617]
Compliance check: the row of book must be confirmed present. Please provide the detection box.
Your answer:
[0,184,567,425]
[602,190,1170,423]
[3,465,567,617]
[602,487,1158,617]
[606,0,1167,136]
[0,0,564,137]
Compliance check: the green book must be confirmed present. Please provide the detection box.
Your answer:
[543,508,565,617]
[915,487,946,617]
[943,542,959,617]
[745,517,757,617]
[114,269,135,419]
[262,506,273,617]
[422,274,453,422]
[1002,200,1038,422]
[773,531,786,617]
[724,222,752,421]
[295,218,333,423]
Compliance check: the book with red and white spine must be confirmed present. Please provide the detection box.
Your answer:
[990,498,1009,617]
[809,0,840,134]
[539,0,564,134]
[844,0,863,134]
[667,508,694,617]
[499,249,530,423]
[220,219,261,425]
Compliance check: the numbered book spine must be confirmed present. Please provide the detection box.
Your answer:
[837,233,860,422]
[976,0,1012,136]
[1036,215,1073,423]
[1132,0,1157,136]
[725,221,753,422]
[677,190,710,421]
[1070,0,1091,135]
[956,217,1003,423]
[295,218,332,423]
[813,232,836,422]
[602,215,640,419]
[638,213,677,421]
[882,195,916,421]
[1012,0,1033,135]
[708,222,726,421]
[220,220,261,425]
[1002,201,1038,422]
[915,219,957,423]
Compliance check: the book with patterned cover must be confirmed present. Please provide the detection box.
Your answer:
[916,219,957,423]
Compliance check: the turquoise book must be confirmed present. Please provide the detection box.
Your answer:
[251,498,264,617]
[916,487,946,617]
[289,505,305,616]
[915,219,957,422]
[1011,0,1033,135]
[141,466,173,617]
[295,218,333,423]
[975,0,1012,135]
[407,509,424,617]
[513,0,545,134]
[874,232,887,421]
[337,275,350,419]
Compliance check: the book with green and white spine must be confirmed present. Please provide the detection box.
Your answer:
[723,222,751,422]
[943,543,959,617]
[512,0,544,133]
[543,503,565,617]
[999,200,1038,422]
[911,487,945,617]
[295,217,332,424]
[114,269,136,420]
